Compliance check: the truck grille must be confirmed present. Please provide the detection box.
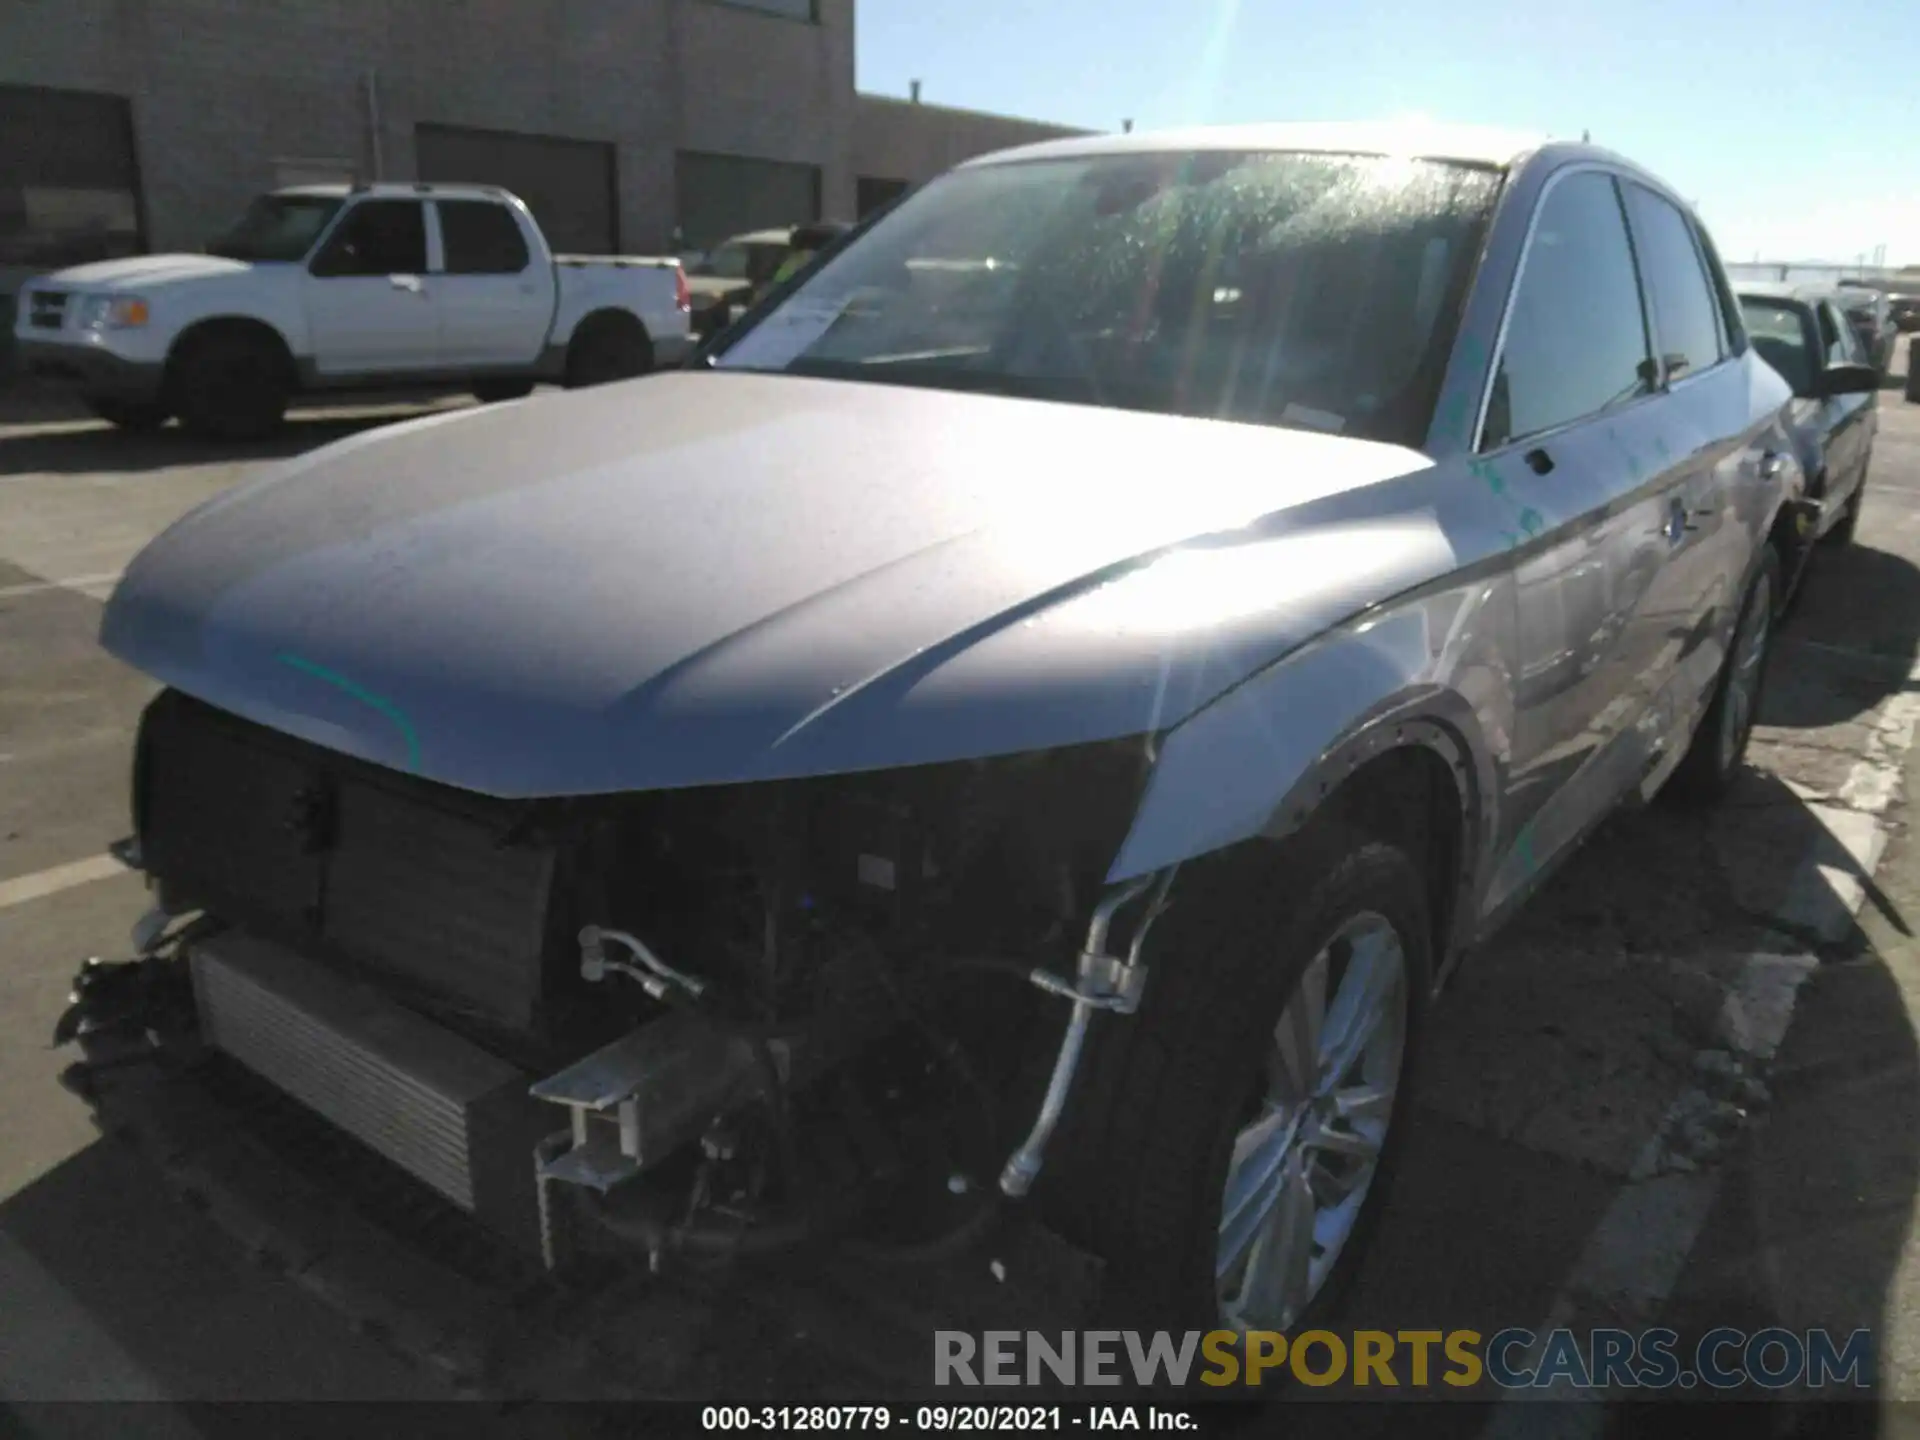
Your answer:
[138,690,558,1032]
[27,290,69,329]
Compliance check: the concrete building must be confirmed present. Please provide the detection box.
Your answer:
[853,89,1086,216]
[0,0,1086,306]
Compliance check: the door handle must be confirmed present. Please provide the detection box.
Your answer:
[389,274,424,293]
[1523,447,1555,476]
[1758,450,1788,481]
[1657,497,1689,545]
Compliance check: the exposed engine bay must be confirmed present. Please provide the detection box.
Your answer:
[106,689,1170,1275]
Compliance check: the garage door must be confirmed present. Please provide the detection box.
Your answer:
[0,84,144,270]
[675,152,819,253]
[414,124,617,255]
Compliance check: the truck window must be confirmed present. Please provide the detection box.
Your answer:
[439,200,531,275]
[310,200,427,278]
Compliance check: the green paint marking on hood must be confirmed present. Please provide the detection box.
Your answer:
[277,652,422,772]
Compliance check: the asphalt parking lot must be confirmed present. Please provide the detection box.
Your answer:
[4,350,1920,1433]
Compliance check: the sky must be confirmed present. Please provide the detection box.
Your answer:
[855,0,1920,267]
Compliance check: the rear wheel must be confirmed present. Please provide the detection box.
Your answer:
[1665,546,1780,805]
[1042,823,1432,1333]
[1824,474,1865,547]
[564,315,653,389]
[84,397,170,432]
[169,329,291,441]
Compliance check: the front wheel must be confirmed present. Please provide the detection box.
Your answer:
[169,330,290,441]
[1042,823,1432,1333]
[1665,546,1780,805]
[84,397,170,432]
[471,378,535,404]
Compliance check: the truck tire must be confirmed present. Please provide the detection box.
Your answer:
[170,329,291,441]
[564,314,653,388]
[1041,821,1432,1334]
[471,379,535,404]
[85,397,170,433]
[1664,545,1780,806]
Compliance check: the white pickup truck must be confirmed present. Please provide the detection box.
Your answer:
[12,183,693,438]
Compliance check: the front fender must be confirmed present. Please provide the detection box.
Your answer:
[1106,569,1515,907]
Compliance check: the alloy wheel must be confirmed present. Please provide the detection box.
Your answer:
[1216,911,1409,1332]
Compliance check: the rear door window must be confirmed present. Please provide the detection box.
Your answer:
[438,200,530,274]
[1623,185,1724,381]
[1739,299,1816,396]
[1481,170,1653,450]
[1819,301,1863,365]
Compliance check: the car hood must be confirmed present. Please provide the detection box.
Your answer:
[42,253,254,290]
[101,372,1452,796]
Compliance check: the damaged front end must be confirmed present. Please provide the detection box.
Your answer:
[58,688,1176,1283]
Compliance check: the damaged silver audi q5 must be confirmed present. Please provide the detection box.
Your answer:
[62,121,1810,1336]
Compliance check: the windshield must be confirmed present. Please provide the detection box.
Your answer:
[694,242,753,280]
[207,195,344,261]
[713,150,1502,444]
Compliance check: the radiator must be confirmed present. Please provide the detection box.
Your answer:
[141,689,558,1032]
[190,931,531,1214]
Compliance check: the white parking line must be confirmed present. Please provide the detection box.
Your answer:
[1476,667,1920,1432]
[1479,951,1818,1435]
[0,571,123,601]
[0,855,130,912]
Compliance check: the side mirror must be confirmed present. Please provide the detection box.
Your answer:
[1819,361,1880,397]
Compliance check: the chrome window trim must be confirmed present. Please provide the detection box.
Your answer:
[1470,161,1664,456]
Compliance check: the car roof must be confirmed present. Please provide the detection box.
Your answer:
[1734,280,1843,308]
[959,120,1551,171]
[271,182,515,203]
[720,228,797,247]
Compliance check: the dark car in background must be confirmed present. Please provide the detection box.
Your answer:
[1738,282,1881,546]
[1889,292,1920,333]
[1835,279,1896,372]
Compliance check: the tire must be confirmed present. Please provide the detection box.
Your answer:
[1665,545,1781,806]
[1824,475,1865,548]
[564,315,653,389]
[84,397,170,432]
[169,329,290,441]
[471,378,535,404]
[1041,822,1433,1335]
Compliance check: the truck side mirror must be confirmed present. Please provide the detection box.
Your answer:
[1819,361,1880,397]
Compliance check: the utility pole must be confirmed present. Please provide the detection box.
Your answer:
[1122,118,1134,133]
